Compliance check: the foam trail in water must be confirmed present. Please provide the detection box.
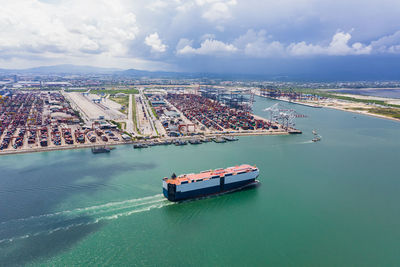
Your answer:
[1,194,164,225]
[0,194,172,245]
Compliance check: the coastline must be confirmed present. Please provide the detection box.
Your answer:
[322,105,400,123]
[0,131,292,156]
[257,94,400,123]
[0,141,133,156]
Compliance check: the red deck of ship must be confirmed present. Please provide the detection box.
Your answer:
[164,164,257,185]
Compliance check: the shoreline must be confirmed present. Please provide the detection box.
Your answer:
[0,131,293,156]
[322,87,400,91]
[322,105,400,123]
[258,94,400,123]
[0,141,133,156]
[256,93,322,108]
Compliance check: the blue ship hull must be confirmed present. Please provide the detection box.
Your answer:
[163,178,257,201]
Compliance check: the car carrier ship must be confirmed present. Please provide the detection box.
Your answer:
[163,164,259,201]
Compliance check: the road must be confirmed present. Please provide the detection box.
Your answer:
[140,90,162,136]
[126,94,134,134]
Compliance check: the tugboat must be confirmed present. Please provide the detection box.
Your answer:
[213,137,226,143]
[174,140,188,146]
[312,129,321,142]
[133,143,148,149]
[223,136,238,141]
[91,146,114,154]
[312,135,321,142]
[189,139,202,145]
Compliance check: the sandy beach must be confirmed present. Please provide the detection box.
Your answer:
[258,93,400,123]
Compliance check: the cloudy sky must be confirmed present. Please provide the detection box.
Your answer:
[1,0,400,77]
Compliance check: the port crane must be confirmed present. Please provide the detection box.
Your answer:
[263,103,306,129]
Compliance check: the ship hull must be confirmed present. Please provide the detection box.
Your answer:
[163,169,259,201]
[163,179,257,201]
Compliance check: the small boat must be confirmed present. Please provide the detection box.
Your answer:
[174,140,188,146]
[133,143,148,149]
[160,140,172,145]
[213,137,226,143]
[189,139,202,145]
[312,136,321,142]
[91,146,114,153]
[312,129,317,135]
[223,136,238,141]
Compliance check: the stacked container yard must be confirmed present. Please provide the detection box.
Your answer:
[62,128,74,145]
[166,94,272,132]
[40,127,48,147]
[87,131,97,143]
[51,125,62,146]
[0,92,87,151]
[74,129,85,143]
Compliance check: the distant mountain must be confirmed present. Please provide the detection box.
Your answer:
[2,60,400,81]
[0,64,122,75]
[0,64,347,81]
[115,68,200,78]
[115,68,171,77]
[0,64,213,79]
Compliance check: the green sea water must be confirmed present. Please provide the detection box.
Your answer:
[1,96,400,266]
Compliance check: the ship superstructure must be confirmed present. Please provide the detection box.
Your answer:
[163,164,259,201]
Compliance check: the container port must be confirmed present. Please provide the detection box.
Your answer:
[0,91,130,155]
[0,86,303,155]
[164,93,301,135]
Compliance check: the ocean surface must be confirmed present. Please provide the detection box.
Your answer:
[1,96,400,266]
[332,88,400,99]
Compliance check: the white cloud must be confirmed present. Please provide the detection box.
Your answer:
[175,0,237,22]
[288,32,372,56]
[176,1,195,12]
[0,0,138,58]
[234,29,285,57]
[200,33,216,41]
[147,0,169,11]
[371,31,400,54]
[245,41,285,57]
[176,38,194,51]
[176,39,237,55]
[164,0,238,24]
[175,30,376,58]
[201,0,237,22]
[145,32,167,53]
[1,0,400,71]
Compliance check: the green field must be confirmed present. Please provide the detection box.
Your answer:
[92,88,139,95]
[65,88,139,95]
[110,120,126,130]
[112,97,129,114]
[368,107,400,119]
[132,97,140,134]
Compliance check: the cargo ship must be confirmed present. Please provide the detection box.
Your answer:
[163,164,259,201]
